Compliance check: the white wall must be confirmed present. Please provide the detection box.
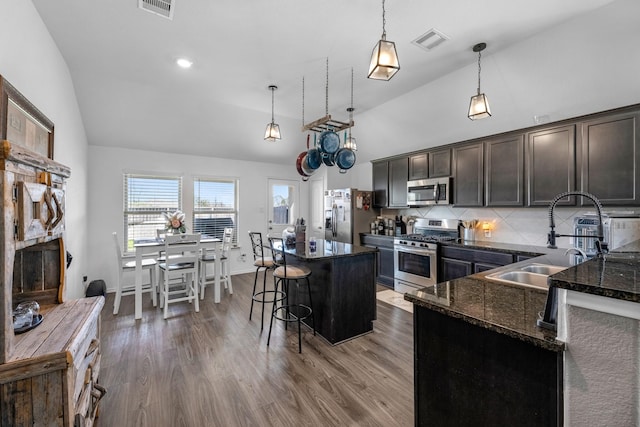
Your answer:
[87,145,309,292]
[0,0,89,299]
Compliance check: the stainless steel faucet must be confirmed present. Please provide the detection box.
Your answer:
[547,191,609,258]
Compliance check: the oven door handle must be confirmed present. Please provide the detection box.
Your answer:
[394,246,437,256]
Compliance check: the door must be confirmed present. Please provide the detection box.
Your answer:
[309,178,324,240]
[267,179,299,238]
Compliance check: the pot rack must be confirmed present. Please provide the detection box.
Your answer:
[301,58,354,133]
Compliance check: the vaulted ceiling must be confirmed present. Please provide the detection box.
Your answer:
[33,0,616,166]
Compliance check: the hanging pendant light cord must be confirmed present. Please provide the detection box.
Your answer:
[302,76,305,128]
[381,0,387,39]
[476,50,482,95]
[271,87,275,123]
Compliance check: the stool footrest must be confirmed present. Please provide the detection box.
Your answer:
[252,290,286,304]
[272,304,313,323]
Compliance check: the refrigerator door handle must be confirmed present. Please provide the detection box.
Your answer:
[332,205,338,237]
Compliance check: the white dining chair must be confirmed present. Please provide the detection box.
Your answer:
[199,227,234,299]
[112,232,157,315]
[158,233,201,319]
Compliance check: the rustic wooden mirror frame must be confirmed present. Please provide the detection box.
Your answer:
[0,75,54,159]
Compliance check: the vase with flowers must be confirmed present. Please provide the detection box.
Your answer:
[164,210,187,234]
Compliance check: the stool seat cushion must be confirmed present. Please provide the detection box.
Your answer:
[255,258,274,268]
[273,265,311,279]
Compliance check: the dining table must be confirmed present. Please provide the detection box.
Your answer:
[133,236,222,320]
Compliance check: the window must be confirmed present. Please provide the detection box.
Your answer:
[193,177,238,244]
[123,173,182,252]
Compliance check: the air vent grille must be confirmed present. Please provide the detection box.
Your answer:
[411,28,449,52]
[139,0,174,20]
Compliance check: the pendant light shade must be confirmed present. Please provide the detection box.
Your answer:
[468,93,491,120]
[468,43,491,120]
[368,0,399,81]
[264,85,281,141]
[264,122,281,141]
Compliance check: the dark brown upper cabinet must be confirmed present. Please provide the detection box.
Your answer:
[389,157,409,208]
[408,153,428,181]
[409,149,451,181]
[453,142,484,206]
[578,110,640,205]
[526,125,576,206]
[485,134,525,206]
[372,157,409,208]
[429,148,451,178]
[372,160,388,208]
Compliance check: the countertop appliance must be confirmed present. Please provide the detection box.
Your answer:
[324,189,379,245]
[407,177,452,207]
[574,212,640,257]
[394,218,458,294]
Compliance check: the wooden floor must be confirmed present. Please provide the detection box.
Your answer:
[95,272,414,427]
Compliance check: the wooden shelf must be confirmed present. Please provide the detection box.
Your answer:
[301,115,354,133]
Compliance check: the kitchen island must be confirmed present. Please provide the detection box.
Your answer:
[279,239,378,344]
[405,243,640,426]
[405,250,573,426]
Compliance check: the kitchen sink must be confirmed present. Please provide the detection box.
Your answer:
[485,271,549,289]
[520,264,567,275]
[484,263,568,290]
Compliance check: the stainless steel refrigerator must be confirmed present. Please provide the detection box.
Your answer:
[324,188,380,244]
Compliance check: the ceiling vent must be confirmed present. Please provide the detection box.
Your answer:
[138,0,174,20]
[411,28,449,52]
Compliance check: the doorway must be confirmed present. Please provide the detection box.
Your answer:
[267,179,299,238]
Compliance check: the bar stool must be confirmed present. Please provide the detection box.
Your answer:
[267,237,315,353]
[248,231,279,330]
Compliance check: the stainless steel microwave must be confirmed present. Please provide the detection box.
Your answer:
[407,177,452,206]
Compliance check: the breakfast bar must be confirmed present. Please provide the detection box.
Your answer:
[279,239,378,344]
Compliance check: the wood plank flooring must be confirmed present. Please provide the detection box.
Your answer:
[95,273,414,427]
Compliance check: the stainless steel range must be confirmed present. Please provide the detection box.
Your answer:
[394,218,458,293]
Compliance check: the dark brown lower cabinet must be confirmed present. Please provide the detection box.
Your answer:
[439,246,514,282]
[361,234,395,287]
[414,306,562,426]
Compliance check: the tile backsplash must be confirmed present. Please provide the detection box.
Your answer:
[385,206,640,249]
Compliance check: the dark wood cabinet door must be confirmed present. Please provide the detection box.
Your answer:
[409,153,428,180]
[429,148,451,178]
[485,134,524,206]
[378,246,395,286]
[372,161,388,208]
[578,111,640,205]
[474,262,502,273]
[453,142,484,206]
[440,257,473,282]
[527,125,576,206]
[389,157,409,208]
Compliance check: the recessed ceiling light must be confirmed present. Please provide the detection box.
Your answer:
[176,58,193,69]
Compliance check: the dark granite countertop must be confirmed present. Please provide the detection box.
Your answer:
[549,241,640,303]
[405,239,640,351]
[280,239,377,260]
[405,276,564,352]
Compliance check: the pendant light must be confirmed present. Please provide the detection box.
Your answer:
[345,69,357,151]
[468,42,492,120]
[368,0,400,81]
[264,85,281,141]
